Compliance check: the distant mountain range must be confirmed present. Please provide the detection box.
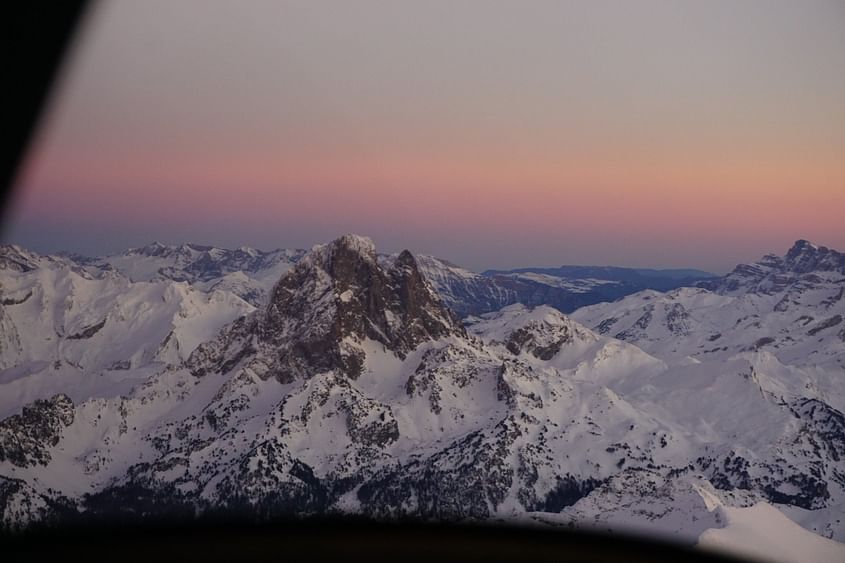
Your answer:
[1,236,843,562]
[409,255,718,319]
[34,240,716,317]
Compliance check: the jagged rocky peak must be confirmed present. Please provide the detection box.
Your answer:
[746,239,845,277]
[701,239,845,294]
[784,239,845,274]
[266,234,463,354]
[191,234,464,382]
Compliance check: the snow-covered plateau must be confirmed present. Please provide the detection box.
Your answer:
[1,236,843,562]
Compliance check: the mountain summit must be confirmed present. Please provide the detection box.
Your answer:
[701,239,845,295]
[784,240,845,275]
[188,234,463,382]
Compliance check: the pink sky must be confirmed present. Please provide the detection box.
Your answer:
[6,0,845,272]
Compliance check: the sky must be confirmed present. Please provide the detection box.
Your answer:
[5,0,845,273]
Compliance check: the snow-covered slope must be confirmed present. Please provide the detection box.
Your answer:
[697,502,845,563]
[76,242,307,307]
[1,236,843,562]
[0,245,254,419]
[567,239,845,547]
[571,240,845,373]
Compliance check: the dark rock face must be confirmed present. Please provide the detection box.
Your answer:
[263,237,462,381]
[66,318,107,340]
[595,317,619,335]
[505,326,569,360]
[0,395,74,467]
[664,303,691,336]
[790,399,845,463]
[750,337,775,350]
[614,305,654,341]
[187,235,463,383]
[1,290,32,306]
[808,315,843,337]
[540,474,604,512]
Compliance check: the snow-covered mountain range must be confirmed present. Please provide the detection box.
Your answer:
[71,242,307,307]
[572,239,845,371]
[46,241,716,318]
[1,236,843,562]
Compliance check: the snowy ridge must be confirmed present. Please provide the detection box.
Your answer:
[72,242,307,307]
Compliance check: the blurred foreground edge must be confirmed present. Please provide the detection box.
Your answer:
[2,516,755,563]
